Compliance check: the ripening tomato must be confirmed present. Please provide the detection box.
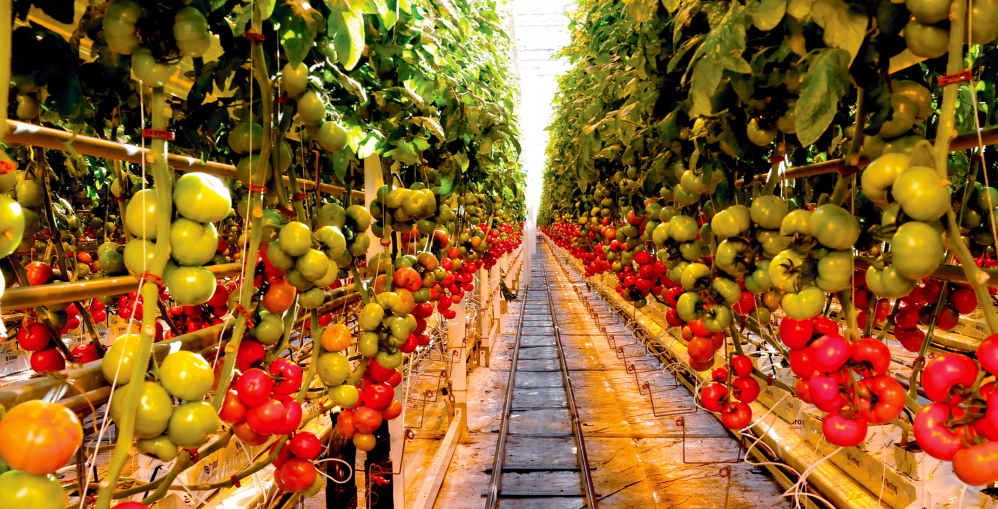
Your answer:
[353,432,377,451]
[262,279,296,314]
[71,343,100,364]
[381,399,403,420]
[24,262,53,286]
[233,421,270,446]
[235,368,274,407]
[353,406,383,434]
[218,390,248,424]
[31,349,65,372]
[336,410,357,439]
[321,324,352,352]
[822,413,867,447]
[0,400,84,475]
[721,402,752,429]
[289,432,322,460]
[921,353,978,404]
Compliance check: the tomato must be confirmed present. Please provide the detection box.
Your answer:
[289,432,322,460]
[317,353,351,386]
[353,432,377,451]
[865,265,915,299]
[0,471,65,509]
[680,263,710,291]
[895,327,925,352]
[913,403,967,460]
[809,373,846,413]
[336,411,357,439]
[891,221,943,279]
[687,336,716,364]
[815,250,852,293]
[278,457,317,492]
[382,399,403,420]
[159,351,213,401]
[170,219,219,266]
[132,49,173,87]
[353,406,383,434]
[769,249,806,292]
[951,442,998,486]
[710,205,751,238]
[676,292,703,322]
[979,334,998,376]
[905,0,950,24]
[779,209,812,243]
[667,215,698,242]
[233,420,270,446]
[744,261,772,295]
[809,334,851,373]
[136,435,179,462]
[247,400,286,435]
[789,348,817,378]
[750,195,788,229]
[856,375,905,424]
[779,317,813,349]
[822,413,867,447]
[731,376,760,403]
[263,279,296,314]
[218,390,248,424]
[721,402,752,429]
[0,400,83,475]
[849,338,890,377]
[809,204,859,250]
[702,304,732,332]
[24,262,52,286]
[904,19,950,59]
[227,121,263,153]
[680,170,708,194]
[780,286,825,320]
[921,353,978,404]
[173,172,232,224]
[892,166,951,221]
[711,278,741,306]
[18,322,51,351]
[700,383,728,412]
[237,340,266,371]
[112,502,152,509]
[30,349,65,372]
[252,312,285,346]
[168,401,219,448]
[730,355,753,377]
[109,382,170,440]
[298,91,327,126]
[362,382,395,410]
[235,368,275,407]
[270,359,303,395]
[167,266,215,306]
[950,287,978,314]
[71,343,100,363]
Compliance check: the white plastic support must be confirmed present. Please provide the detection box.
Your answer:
[447,301,468,437]
[363,155,384,262]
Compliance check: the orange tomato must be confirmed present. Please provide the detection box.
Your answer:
[321,324,352,352]
[0,400,83,475]
[262,279,296,314]
[353,432,376,451]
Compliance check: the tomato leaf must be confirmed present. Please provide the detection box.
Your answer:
[808,0,868,63]
[745,0,786,31]
[786,0,812,19]
[273,0,325,66]
[795,48,851,147]
[330,9,365,70]
[686,3,751,117]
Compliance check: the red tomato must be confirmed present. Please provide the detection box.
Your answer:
[71,343,100,363]
[362,382,394,410]
[246,400,286,435]
[921,353,978,404]
[236,340,266,372]
[849,338,890,377]
[729,355,754,377]
[913,403,967,460]
[289,432,322,460]
[809,334,851,373]
[895,327,925,352]
[31,349,65,372]
[778,318,813,349]
[336,410,357,439]
[731,376,760,404]
[980,334,998,377]
[18,322,51,351]
[700,383,728,412]
[353,406,383,434]
[721,402,752,429]
[381,399,403,420]
[270,359,303,395]
[218,390,248,424]
[235,368,274,407]
[953,442,998,486]
[24,262,53,286]
[856,375,905,424]
[233,421,270,445]
[822,413,867,447]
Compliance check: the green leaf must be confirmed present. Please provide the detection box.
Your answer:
[810,0,868,63]
[686,3,751,117]
[414,116,445,141]
[256,0,278,21]
[795,48,852,146]
[746,0,786,31]
[661,0,680,13]
[330,8,365,70]
[786,0,812,19]
[624,0,658,23]
[274,0,325,65]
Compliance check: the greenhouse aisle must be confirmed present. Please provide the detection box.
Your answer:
[424,237,791,508]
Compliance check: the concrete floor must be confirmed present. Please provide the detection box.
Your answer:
[395,243,792,509]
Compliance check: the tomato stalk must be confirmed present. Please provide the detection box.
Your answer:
[96,87,174,509]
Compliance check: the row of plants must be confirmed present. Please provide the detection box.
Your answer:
[541,0,998,491]
[0,0,524,507]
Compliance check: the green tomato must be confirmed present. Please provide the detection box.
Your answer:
[124,188,159,239]
[282,62,309,96]
[711,205,751,239]
[296,249,330,281]
[346,204,372,231]
[0,471,65,509]
[860,153,911,205]
[316,121,348,153]
[673,185,700,206]
[267,241,296,270]
[745,260,772,294]
[680,170,708,194]
[679,241,702,261]
[286,269,315,291]
[769,249,808,292]
[329,384,360,408]
[702,304,732,332]
[358,332,380,357]
[976,186,998,211]
[0,195,28,258]
[159,351,213,401]
[279,221,313,257]
[136,435,179,462]
[349,233,371,257]
[174,172,231,223]
[312,259,340,288]
[810,204,860,250]
[173,7,210,57]
[750,195,788,229]
[317,353,351,386]
[167,401,219,448]
[101,333,142,385]
[866,265,916,298]
[123,238,165,275]
[714,238,750,278]
[227,122,264,154]
[681,263,711,292]
[315,226,347,258]
[667,261,689,285]
[299,287,325,309]
[235,154,273,187]
[779,209,812,244]
[893,166,951,222]
[132,48,173,87]
[170,218,218,266]
[780,285,826,320]
[252,312,285,345]
[676,292,703,322]
[167,266,215,306]
[317,203,347,228]
[891,221,943,279]
[711,277,741,306]
[815,250,853,293]
[748,306,772,327]
[298,91,326,126]
[668,215,698,242]
[110,381,173,439]
[755,229,786,257]
[376,350,403,369]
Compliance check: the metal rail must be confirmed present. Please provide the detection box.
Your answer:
[484,277,529,508]
[542,245,599,508]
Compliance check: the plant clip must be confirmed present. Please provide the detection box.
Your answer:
[0,160,15,174]
[141,128,175,141]
[766,374,774,386]
[233,304,255,327]
[115,196,128,202]
[914,356,926,365]
[248,184,268,194]
[276,203,297,217]
[768,155,786,164]
[244,32,265,42]
[186,448,200,462]
[291,192,308,202]
[938,70,972,86]
[139,271,165,290]
[277,96,297,106]
[230,475,241,488]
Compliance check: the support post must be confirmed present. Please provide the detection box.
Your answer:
[447,302,468,440]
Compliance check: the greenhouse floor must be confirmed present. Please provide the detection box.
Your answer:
[394,240,792,509]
